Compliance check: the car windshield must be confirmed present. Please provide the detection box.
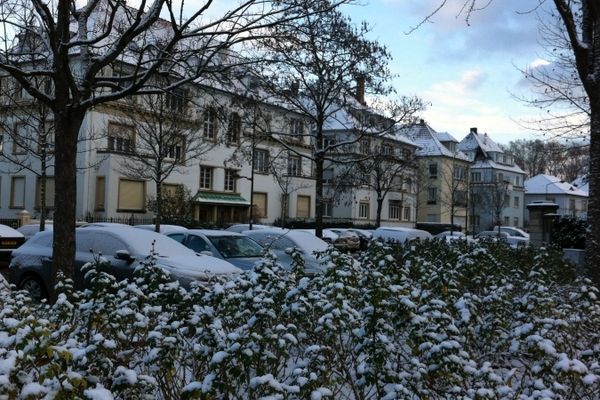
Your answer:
[208,236,264,258]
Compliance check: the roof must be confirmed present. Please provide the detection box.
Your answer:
[458,131,504,155]
[471,159,526,174]
[187,229,243,237]
[436,131,458,143]
[192,192,250,206]
[396,121,470,161]
[525,174,588,196]
[572,175,589,194]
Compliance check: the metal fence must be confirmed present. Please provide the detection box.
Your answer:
[83,216,156,226]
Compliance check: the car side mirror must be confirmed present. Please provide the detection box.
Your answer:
[115,250,133,262]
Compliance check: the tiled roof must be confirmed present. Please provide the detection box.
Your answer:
[396,121,470,161]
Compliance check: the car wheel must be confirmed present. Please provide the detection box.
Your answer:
[19,275,47,301]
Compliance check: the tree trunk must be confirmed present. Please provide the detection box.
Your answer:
[51,108,86,297]
[586,101,600,284]
[155,180,162,233]
[376,197,383,228]
[39,156,47,232]
[315,156,324,238]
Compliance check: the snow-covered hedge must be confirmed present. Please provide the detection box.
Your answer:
[1,241,599,399]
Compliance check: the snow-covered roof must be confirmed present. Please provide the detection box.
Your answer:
[458,131,503,155]
[396,120,470,160]
[525,174,588,196]
[471,159,526,174]
[572,175,589,194]
[436,131,458,143]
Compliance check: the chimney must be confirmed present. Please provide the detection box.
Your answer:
[355,76,365,105]
[470,127,478,134]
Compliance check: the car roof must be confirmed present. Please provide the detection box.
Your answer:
[185,229,244,237]
[0,224,24,238]
[135,224,188,234]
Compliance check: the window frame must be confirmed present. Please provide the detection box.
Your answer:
[199,166,213,190]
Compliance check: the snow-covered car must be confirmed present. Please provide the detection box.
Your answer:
[326,229,361,251]
[9,226,241,301]
[475,230,529,248]
[434,231,470,243]
[135,224,188,234]
[491,226,530,239]
[243,229,329,274]
[346,228,373,250]
[225,224,273,233]
[297,229,340,246]
[167,229,266,271]
[17,223,53,241]
[372,227,432,244]
[0,224,25,268]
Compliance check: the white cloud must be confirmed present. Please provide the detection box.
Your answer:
[529,58,550,69]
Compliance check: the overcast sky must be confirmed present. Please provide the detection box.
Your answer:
[342,0,553,144]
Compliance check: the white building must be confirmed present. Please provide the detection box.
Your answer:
[458,128,526,232]
[0,79,316,226]
[525,174,588,220]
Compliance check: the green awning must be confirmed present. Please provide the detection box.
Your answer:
[192,191,250,206]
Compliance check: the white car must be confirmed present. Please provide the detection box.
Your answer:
[17,223,53,241]
[491,226,530,239]
[434,231,468,242]
[475,230,529,248]
[135,224,188,235]
[225,224,273,233]
[372,227,432,243]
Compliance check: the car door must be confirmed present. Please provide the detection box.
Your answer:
[74,230,99,289]
[90,232,135,283]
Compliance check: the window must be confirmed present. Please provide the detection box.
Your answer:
[203,108,218,140]
[95,177,105,210]
[382,144,394,155]
[252,192,268,218]
[359,139,370,154]
[503,216,510,226]
[290,118,304,139]
[504,194,510,205]
[427,187,437,204]
[12,122,29,155]
[514,196,520,208]
[107,122,134,153]
[513,217,519,227]
[227,113,241,144]
[35,176,55,209]
[254,149,269,173]
[429,163,438,179]
[497,173,504,183]
[167,137,185,161]
[569,198,576,215]
[117,179,146,211]
[166,89,186,112]
[453,166,466,181]
[403,206,411,221]
[402,148,411,160]
[224,169,236,192]
[323,138,335,149]
[323,200,333,217]
[471,171,482,182]
[10,176,25,208]
[515,176,521,186]
[453,190,467,207]
[359,202,370,219]
[323,168,334,185]
[296,195,311,218]
[287,155,302,177]
[199,166,213,190]
[389,200,401,220]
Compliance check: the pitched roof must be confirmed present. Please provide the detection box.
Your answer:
[525,174,588,196]
[396,121,470,160]
[436,131,458,143]
[458,131,503,155]
[471,159,526,174]
[572,175,589,194]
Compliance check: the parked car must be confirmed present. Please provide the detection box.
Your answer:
[225,224,273,233]
[491,226,530,239]
[17,222,53,241]
[347,228,373,250]
[475,230,529,248]
[434,231,469,243]
[166,229,266,271]
[243,229,329,274]
[0,224,25,268]
[327,229,361,251]
[9,226,241,301]
[372,227,432,244]
[135,224,188,234]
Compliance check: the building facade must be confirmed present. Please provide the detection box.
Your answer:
[458,128,526,232]
[400,120,471,229]
[525,174,588,220]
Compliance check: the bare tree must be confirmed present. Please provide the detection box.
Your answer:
[354,140,417,227]
[0,0,324,287]
[253,0,394,237]
[116,89,210,233]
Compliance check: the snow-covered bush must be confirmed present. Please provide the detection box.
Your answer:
[1,241,599,399]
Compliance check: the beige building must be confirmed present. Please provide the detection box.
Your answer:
[400,120,471,229]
